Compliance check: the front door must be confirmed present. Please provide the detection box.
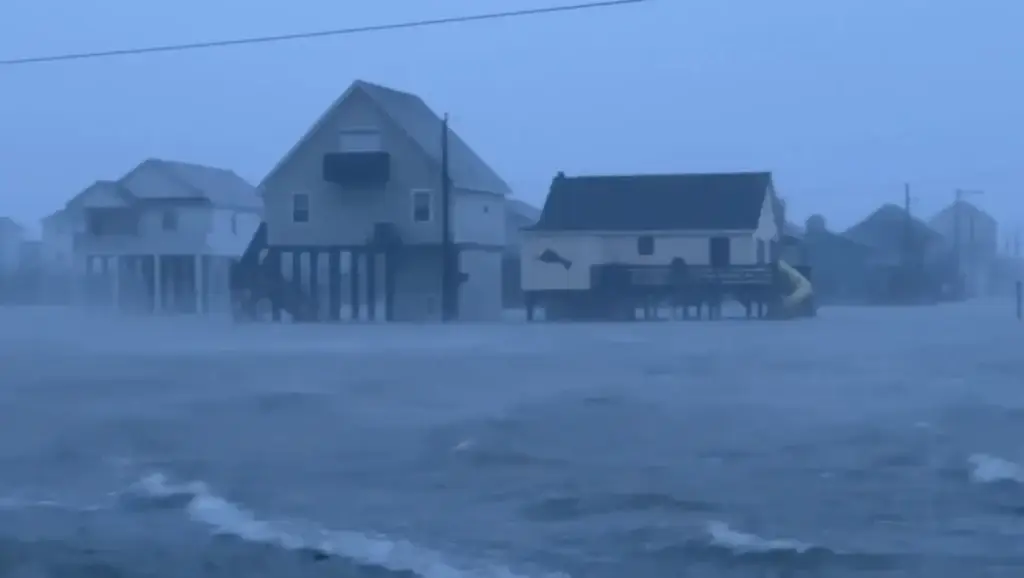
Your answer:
[709,236,731,268]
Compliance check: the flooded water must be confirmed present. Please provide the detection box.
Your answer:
[0,303,1022,577]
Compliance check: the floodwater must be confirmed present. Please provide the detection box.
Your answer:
[0,303,1022,577]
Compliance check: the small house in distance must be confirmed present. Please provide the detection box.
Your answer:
[236,80,511,322]
[520,171,811,320]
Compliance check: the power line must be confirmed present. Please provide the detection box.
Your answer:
[0,0,647,66]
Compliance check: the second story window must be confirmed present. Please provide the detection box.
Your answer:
[161,209,178,232]
[338,128,382,152]
[411,190,432,223]
[292,193,310,223]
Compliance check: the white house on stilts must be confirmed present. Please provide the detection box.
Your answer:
[69,158,262,314]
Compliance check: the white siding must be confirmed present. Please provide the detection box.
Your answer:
[458,249,502,320]
[454,190,505,247]
[520,233,603,291]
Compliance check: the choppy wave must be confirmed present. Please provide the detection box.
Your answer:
[128,472,565,578]
[967,453,1024,484]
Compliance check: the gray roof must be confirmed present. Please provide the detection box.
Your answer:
[843,203,945,250]
[531,171,772,232]
[127,159,260,209]
[261,80,512,196]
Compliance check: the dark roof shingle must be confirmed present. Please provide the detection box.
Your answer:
[530,171,772,232]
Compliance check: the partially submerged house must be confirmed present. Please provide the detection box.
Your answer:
[928,200,998,296]
[68,159,261,313]
[520,171,806,320]
[236,79,512,322]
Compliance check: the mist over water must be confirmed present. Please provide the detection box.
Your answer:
[1,303,1023,577]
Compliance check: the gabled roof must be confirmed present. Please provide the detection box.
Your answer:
[843,203,945,250]
[530,171,772,232]
[123,159,260,209]
[260,80,511,196]
[929,199,997,228]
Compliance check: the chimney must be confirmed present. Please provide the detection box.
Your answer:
[556,171,565,179]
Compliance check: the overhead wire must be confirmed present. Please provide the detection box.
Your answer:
[0,0,648,66]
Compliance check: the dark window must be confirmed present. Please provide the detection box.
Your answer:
[756,239,766,264]
[412,190,432,223]
[637,235,654,256]
[161,209,178,231]
[292,193,310,223]
[709,236,731,267]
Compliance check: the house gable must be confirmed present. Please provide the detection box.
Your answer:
[259,80,508,248]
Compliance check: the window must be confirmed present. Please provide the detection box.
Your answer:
[292,193,310,223]
[161,209,178,231]
[709,236,731,267]
[756,239,766,264]
[412,190,432,223]
[637,235,654,256]
[338,128,382,152]
[230,213,238,235]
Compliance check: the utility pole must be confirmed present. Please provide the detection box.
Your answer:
[902,183,912,266]
[439,113,454,322]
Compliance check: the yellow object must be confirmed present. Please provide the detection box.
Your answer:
[778,260,813,308]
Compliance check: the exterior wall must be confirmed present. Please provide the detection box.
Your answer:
[520,233,603,291]
[521,231,764,291]
[262,87,504,249]
[458,249,503,321]
[73,198,259,257]
[454,189,505,247]
[75,205,212,256]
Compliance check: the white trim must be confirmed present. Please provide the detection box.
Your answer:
[411,189,433,223]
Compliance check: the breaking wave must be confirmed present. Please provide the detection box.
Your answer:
[127,472,565,578]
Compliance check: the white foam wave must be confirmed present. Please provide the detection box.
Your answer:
[706,521,815,554]
[133,473,563,578]
[967,453,1024,484]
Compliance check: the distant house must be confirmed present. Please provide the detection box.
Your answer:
[69,159,261,313]
[843,204,947,264]
[928,200,998,296]
[247,79,511,322]
[842,203,952,301]
[520,171,783,318]
[0,217,25,276]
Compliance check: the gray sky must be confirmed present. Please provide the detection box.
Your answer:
[2,0,1021,235]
